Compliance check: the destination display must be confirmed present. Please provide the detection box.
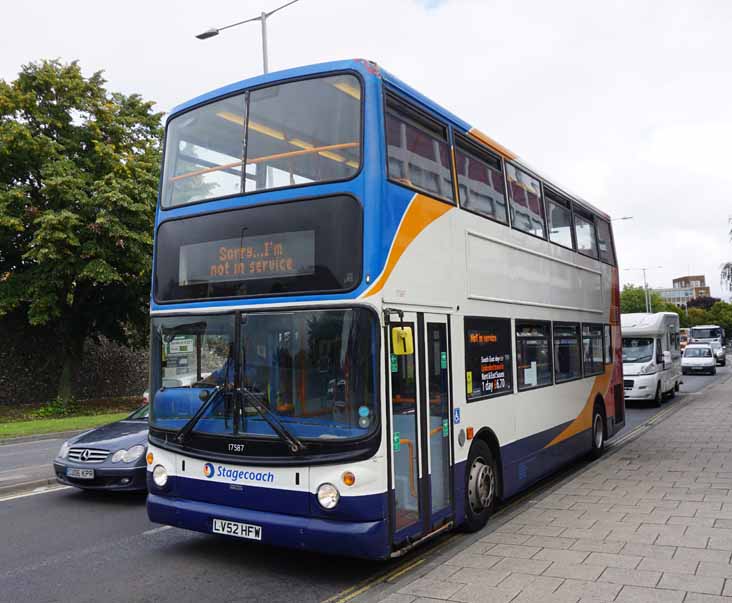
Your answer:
[179,230,315,286]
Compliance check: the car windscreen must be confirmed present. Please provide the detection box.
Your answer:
[622,337,654,363]
[685,347,712,358]
[691,328,722,339]
[160,73,362,208]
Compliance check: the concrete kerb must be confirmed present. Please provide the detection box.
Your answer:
[350,381,727,603]
[0,429,87,446]
[0,477,59,498]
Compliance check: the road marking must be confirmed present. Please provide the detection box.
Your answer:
[322,533,461,603]
[0,485,71,503]
[143,526,173,537]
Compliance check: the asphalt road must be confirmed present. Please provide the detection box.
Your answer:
[0,437,62,489]
[0,365,727,603]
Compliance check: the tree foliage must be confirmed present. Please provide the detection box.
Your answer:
[0,60,162,399]
[687,296,721,310]
[620,284,689,326]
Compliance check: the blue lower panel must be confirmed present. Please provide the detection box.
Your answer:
[147,493,390,559]
[502,428,591,498]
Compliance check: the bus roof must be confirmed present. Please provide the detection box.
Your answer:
[169,58,609,220]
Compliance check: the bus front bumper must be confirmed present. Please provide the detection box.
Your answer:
[147,493,390,559]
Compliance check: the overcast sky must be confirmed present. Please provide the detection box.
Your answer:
[2,0,731,297]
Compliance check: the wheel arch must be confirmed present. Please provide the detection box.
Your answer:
[594,393,607,437]
[472,427,503,499]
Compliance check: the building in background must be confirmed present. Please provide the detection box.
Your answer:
[673,275,711,298]
[653,275,711,308]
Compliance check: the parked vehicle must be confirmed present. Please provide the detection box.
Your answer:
[679,328,690,352]
[622,312,682,407]
[682,344,716,375]
[690,324,726,366]
[53,405,149,492]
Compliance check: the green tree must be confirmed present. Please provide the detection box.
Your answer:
[0,60,162,401]
[620,284,664,314]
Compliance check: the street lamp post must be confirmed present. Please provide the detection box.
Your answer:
[195,0,301,74]
[611,216,634,222]
[624,266,663,313]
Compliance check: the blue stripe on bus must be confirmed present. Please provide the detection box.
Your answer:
[147,493,390,559]
[163,474,388,523]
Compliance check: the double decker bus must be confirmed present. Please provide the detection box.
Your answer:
[146,59,624,559]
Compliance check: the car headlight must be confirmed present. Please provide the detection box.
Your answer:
[123,445,146,463]
[316,483,340,509]
[58,441,70,459]
[111,449,127,463]
[152,465,168,487]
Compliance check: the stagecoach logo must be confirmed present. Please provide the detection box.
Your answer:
[80,449,91,461]
[203,463,215,478]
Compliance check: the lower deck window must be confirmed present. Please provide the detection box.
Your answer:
[583,324,604,376]
[516,322,552,390]
[464,317,513,400]
[553,323,581,382]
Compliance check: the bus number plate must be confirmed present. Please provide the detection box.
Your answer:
[212,518,262,540]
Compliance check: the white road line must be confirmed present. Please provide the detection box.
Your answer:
[0,485,71,503]
[142,525,173,536]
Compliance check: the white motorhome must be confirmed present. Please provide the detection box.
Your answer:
[690,324,726,366]
[622,312,682,406]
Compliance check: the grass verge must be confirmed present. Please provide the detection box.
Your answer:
[0,412,129,439]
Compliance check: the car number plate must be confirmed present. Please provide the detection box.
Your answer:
[212,518,262,540]
[67,467,94,479]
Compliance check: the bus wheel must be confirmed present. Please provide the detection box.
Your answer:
[463,440,497,532]
[590,405,605,460]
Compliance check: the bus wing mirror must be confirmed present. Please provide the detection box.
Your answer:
[392,326,414,356]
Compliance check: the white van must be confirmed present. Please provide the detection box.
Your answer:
[621,312,682,406]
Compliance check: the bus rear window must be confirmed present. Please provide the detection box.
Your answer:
[161,74,362,208]
[154,195,362,302]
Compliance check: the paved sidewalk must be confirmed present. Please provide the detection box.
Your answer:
[379,374,732,602]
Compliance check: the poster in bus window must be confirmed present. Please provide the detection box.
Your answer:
[464,317,512,400]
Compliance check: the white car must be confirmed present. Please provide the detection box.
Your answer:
[682,344,716,375]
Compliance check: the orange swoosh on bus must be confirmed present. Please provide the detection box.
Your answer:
[467,128,518,160]
[362,194,453,298]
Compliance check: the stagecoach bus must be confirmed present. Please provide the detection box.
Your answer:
[146,59,624,559]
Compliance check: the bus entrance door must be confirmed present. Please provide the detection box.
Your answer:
[388,312,452,548]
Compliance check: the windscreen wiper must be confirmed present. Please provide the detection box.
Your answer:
[175,386,222,444]
[238,387,306,454]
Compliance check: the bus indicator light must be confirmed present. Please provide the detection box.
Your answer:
[146,452,154,465]
[466,427,474,440]
[342,471,356,487]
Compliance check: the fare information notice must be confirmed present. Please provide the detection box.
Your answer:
[179,230,315,286]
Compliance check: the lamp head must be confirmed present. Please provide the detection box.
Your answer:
[196,28,220,40]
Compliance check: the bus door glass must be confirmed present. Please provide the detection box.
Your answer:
[388,312,452,547]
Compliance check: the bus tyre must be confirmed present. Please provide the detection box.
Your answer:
[653,383,662,407]
[463,440,497,533]
[590,405,606,460]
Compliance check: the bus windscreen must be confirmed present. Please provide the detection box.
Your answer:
[160,73,362,208]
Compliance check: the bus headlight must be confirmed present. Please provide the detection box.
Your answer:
[152,465,168,487]
[316,483,340,509]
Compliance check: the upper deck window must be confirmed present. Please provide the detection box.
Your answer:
[545,189,574,249]
[574,210,598,259]
[506,164,546,239]
[455,136,508,224]
[595,218,615,265]
[385,96,454,203]
[161,74,362,208]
